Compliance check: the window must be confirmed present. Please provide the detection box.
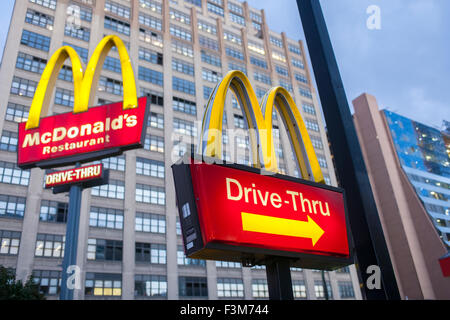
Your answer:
[338,281,355,298]
[305,119,320,132]
[135,242,166,264]
[91,180,125,199]
[138,66,163,86]
[0,161,30,186]
[202,68,221,83]
[135,184,165,205]
[252,279,268,298]
[295,73,308,84]
[172,40,193,57]
[64,24,90,41]
[0,195,26,219]
[272,51,286,62]
[207,2,224,16]
[174,118,197,137]
[279,79,293,92]
[299,87,313,99]
[234,115,246,129]
[314,280,333,299]
[0,131,18,152]
[201,50,221,67]
[276,65,289,77]
[85,273,122,296]
[140,89,164,106]
[310,136,324,150]
[100,155,125,171]
[170,9,191,25]
[104,56,122,73]
[186,0,202,7]
[173,77,196,95]
[270,36,283,48]
[179,277,208,297]
[55,88,74,106]
[139,0,162,14]
[20,30,50,51]
[172,58,194,76]
[89,207,123,230]
[144,134,164,153]
[135,275,167,297]
[228,62,247,74]
[139,13,162,31]
[29,0,57,10]
[170,24,192,41]
[139,47,163,65]
[250,11,262,23]
[99,76,123,95]
[104,16,130,35]
[35,234,65,258]
[5,103,29,123]
[10,77,37,98]
[173,97,196,115]
[105,1,131,19]
[250,56,267,69]
[216,261,241,268]
[198,20,216,35]
[199,35,219,51]
[225,47,244,61]
[177,246,205,266]
[229,12,245,26]
[248,41,265,55]
[228,2,243,14]
[253,71,271,85]
[217,278,244,298]
[136,158,165,178]
[292,280,307,299]
[139,28,163,48]
[203,86,213,99]
[148,112,164,129]
[223,31,242,45]
[0,230,20,255]
[68,3,92,22]
[292,58,305,69]
[25,9,54,30]
[135,212,166,233]
[40,200,68,223]
[58,65,73,82]
[289,44,302,55]
[32,270,61,295]
[87,239,123,261]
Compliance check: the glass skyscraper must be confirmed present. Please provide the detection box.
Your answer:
[384,111,450,248]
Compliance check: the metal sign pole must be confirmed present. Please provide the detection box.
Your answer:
[295,0,400,300]
[265,258,294,300]
[59,163,83,300]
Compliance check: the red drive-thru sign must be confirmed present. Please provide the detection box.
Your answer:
[172,158,352,270]
[45,163,103,189]
[17,97,148,169]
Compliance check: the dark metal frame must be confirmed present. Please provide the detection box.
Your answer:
[296,0,400,300]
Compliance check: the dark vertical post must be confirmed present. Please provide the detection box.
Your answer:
[296,0,400,300]
[265,258,294,300]
[59,163,83,300]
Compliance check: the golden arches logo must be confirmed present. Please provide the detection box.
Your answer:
[25,35,137,130]
[199,70,324,183]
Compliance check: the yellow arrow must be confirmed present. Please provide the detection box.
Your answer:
[241,212,325,246]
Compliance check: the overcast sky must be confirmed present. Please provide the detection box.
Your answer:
[0,0,448,129]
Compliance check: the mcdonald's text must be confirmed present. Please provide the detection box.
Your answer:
[17,97,148,169]
[45,164,103,189]
[188,162,350,258]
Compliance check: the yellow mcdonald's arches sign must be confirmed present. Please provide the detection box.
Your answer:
[17,35,148,169]
[199,70,324,183]
[25,35,137,130]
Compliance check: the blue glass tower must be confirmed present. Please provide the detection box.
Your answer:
[384,111,450,248]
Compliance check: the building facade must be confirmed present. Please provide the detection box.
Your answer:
[0,0,361,299]
[353,93,450,299]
